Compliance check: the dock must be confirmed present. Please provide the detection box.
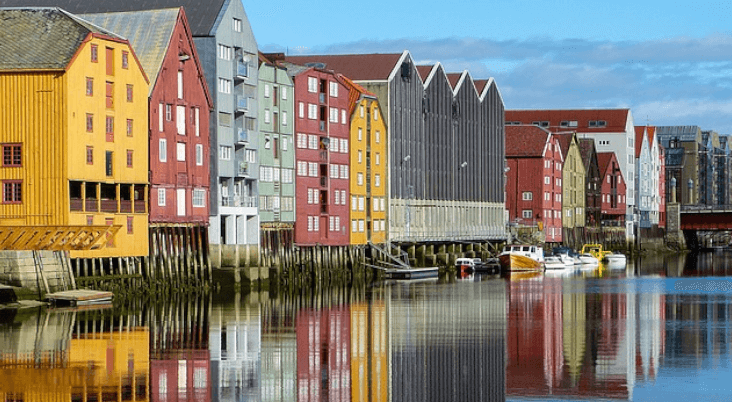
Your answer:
[383,267,439,280]
[45,290,113,306]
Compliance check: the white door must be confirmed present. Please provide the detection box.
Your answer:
[177,189,186,216]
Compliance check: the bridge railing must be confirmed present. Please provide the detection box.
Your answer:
[680,204,732,212]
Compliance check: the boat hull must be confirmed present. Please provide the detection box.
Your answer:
[499,253,543,271]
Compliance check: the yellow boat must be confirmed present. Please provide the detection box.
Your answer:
[580,244,612,261]
[498,244,544,271]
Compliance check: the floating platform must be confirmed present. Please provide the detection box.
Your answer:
[45,289,113,306]
[384,267,439,280]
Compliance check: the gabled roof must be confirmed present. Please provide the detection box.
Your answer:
[578,138,597,171]
[338,74,377,117]
[416,65,433,81]
[283,53,404,81]
[506,109,630,133]
[634,126,646,158]
[474,79,490,94]
[81,8,178,95]
[0,7,121,70]
[597,152,622,177]
[0,0,227,36]
[553,132,575,156]
[506,125,551,158]
[655,126,703,146]
[446,73,461,88]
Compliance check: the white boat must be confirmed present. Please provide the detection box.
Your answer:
[544,256,566,270]
[578,253,599,266]
[556,253,578,267]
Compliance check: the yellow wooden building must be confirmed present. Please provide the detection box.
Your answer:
[342,76,388,244]
[0,8,149,259]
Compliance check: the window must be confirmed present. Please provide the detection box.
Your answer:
[194,108,200,137]
[329,107,338,123]
[218,78,231,94]
[105,81,114,109]
[544,176,550,185]
[218,44,232,60]
[341,109,347,124]
[522,210,532,219]
[334,190,340,205]
[359,219,365,232]
[522,191,532,200]
[375,174,381,187]
[340,139,348,153]
[328,82,338,97]
[3,181,21,204]
[86,77,93,96]
[125,149,133,167]
[381,198,385,211]
[359,197,365,211]
[373,197,379,211]
[218,112,231,127]
[297,133,306,148]
[193,189,205,207]
[545,192,550,201]
[159,139,167,162]
[308,162,317,177]
[105,116,114,141]
[358,127,363,141]
[375,153,380,165]
[375,131,381,143]
[352,196,357,211]
[358,150,363,163]
[264,84,270,98]
[126,84,133,102]
[177,142,186,161]
[105,151,113,177]
[90,44,98,62]
[282,111,288,126]
[297,161,307,176]
[357,172,364,186]
[233,18,242,32]
[195,144,203,166]
[299,102,305,118]
[308,77,318,93]
[126,119,133,137]
[308,104,317,120]
[177,71,184,99]
[308,135,318,149]
[352,219,358,233]
[330,164,339,179]
[246,149,256,163]
[219,146,231,160]
[122,51,128,69]
[264,109,271,124]
[86,146,93,165]
[158,188,166,206]
[106,48,115,75]
[165,104,172,121]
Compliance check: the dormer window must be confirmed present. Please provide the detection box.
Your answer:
[589,120,597,127]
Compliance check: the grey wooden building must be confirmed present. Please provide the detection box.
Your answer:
[285,51,507,243]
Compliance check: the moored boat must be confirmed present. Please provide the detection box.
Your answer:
[498,245,544,271]
[544,255,566,270]
[604,252,627,268]
[578,253,599,266]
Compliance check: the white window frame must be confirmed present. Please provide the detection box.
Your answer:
[158,188,166,206]
[308,77,318,93]
[193,189,206,208]
[299,102,305,118]
[522,191,532,200]
[177,142,186,161]
[195,144,203,166]
[159,139,167,162]
[329,81,338,97]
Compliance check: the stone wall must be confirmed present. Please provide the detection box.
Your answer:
[0,251,72,295]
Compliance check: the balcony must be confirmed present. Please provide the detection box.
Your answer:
[237,128,248,144]
[238,162,249,177]
[236,96,248,113]
[319,121,325,132]
[236,60,248,80]
[320,176,327,187]
[319,150,328,161]
[222,195,258,208]
[319,93,325,104]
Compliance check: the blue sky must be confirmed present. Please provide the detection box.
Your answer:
[245,0,732,133]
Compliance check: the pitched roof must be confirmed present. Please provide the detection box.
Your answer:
[578,138,596,171]
[0,0,226,36]
[81,8,178,94]
[655,126,702,146]
[553,132,575,156]
[665,147,685,167]
[505,109,630,133]
[338,74,376,117]
[505,125,550,157]
[634,126,646,158]
[446,73,461,88]
[0,7,120,71]
[597,152,621,177]
[282,53,404,81]
[416,65,433,81]
[474,79,490,94]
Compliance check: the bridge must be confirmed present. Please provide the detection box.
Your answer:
[680,205,732,230]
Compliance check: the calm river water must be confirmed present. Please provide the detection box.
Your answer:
[2,251,732,401]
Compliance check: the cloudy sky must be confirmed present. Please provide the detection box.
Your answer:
[245,0,732,133]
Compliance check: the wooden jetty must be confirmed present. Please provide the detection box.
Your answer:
[45,289,113,306]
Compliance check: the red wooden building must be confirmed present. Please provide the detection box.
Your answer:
[288,65,351,246]
[84,8,213,279]
[598,152,627,225]
[505,125,564,243]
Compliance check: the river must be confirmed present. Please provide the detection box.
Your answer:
[1,251,732,401]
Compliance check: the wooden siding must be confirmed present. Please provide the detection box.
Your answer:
[148,13,211,225]
[350,98,387,245]
[66,37,150,258]
[562,138,586,228]
[0,72,68,227]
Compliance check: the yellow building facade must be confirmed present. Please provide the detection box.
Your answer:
[561,133,586,229]
[349,95,388,245]
[0,10,149,258]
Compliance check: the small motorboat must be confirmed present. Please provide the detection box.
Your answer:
[498,245,544,271]
[544,255,566,270]
[455,258,478,275]
[578,253,599,266]
[604,252,627,268]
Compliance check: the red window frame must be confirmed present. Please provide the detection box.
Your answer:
[126,119,133,137]
[86,146,93,165]
[126,84,133,102]
[2,180,22,204]
[90,44,98,63]
[86,77,93,96]
[2,144,21,167]
[106,81,114,109]
[106,116,114,142]
[122,51,129,69]
[86,113,93,133]
[127,216,133,234]
[126,150,133,167]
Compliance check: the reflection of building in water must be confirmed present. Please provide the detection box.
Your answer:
[296,306,351,402]
[149,295,211,402]
[389,281,506,402]
[507,277,666,400]
[210,302,261,401]
[261,299,297,402]
[351,299,387,402]
[0,308,150,402]
[666,293,730,367]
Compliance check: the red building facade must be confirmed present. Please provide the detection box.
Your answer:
[146,10,212,224]
[291,67,350,246]
[505,125,564,243]
[598,152,627,225]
